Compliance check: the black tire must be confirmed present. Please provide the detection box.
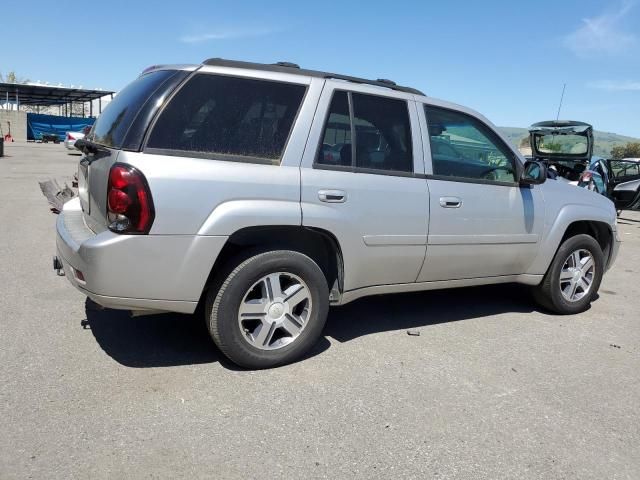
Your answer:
[533,234,604,314]
[206,250,329,369]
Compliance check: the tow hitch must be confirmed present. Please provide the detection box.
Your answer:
[53,256,65,276]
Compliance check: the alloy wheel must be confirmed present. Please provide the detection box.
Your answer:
[559,249,595,302]
[237,272,312,350]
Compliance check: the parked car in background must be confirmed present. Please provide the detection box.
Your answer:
[64,125,92,152]
[527,120,593,184]
[578,157,640,212]
[41,133,60,144]
[55,59,620,368]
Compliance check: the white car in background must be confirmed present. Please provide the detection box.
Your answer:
[64,126,92,152]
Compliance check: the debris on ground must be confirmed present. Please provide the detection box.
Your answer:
[407,330,421,336]
[38,179,76,214]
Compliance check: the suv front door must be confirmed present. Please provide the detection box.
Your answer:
[418,103,544,282]
[300,82,429,293]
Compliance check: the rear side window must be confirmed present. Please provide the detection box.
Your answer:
[146,74,307,164]
[316,91,413,174]
[317,91,352,167]
[92,70,177,149]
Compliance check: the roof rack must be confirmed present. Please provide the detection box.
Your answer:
[201,58,425,96]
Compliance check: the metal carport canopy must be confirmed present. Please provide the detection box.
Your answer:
[0,82,114,106]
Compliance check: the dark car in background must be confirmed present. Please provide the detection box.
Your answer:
[579,157,640,213]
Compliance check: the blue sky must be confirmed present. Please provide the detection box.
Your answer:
[3,0,639,137]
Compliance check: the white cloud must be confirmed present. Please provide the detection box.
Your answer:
[179,27,278,44]
[563,0,637,56]
[588,80,640,91]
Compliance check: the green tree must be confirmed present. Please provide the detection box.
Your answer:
[611,142,640,159]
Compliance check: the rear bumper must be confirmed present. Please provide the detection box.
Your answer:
[55,198,227,314]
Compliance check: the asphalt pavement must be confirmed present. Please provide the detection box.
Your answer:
[1,142,639,479]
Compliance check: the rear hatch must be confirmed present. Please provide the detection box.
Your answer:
[77,68,190,232]
[528,120,594,181]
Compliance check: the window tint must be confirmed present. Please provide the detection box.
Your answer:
[317,91,352,167]
[92,69,176,149]
[352,93,412,172]
[316,91,412,173]
[425,106,517,183]
[147,74,307,164]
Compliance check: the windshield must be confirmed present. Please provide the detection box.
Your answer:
[534,134,588,155]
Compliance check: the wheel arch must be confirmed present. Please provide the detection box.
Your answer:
[198,225,344,308]
[529,204,615,275]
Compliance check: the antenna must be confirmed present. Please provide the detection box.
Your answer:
[555,83,566,121]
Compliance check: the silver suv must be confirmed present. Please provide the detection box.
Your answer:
[55,59,620,368]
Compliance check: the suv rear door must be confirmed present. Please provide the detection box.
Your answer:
[300,81,429,292]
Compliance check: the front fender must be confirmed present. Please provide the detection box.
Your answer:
[527,203,615,275]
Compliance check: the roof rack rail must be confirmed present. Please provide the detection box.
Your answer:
[273,61,300,69]
[201,58,425,96]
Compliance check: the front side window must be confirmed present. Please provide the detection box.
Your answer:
[425,106,517,183]
[316,91,413,173]
[146,74,307,164]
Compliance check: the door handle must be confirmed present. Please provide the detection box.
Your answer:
[318,190,346,203]
[439,196,462,208]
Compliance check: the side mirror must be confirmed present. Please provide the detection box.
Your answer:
[520,160,547,185]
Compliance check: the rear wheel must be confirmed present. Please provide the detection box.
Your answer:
[206,250,329,369]
[533,234,604,314]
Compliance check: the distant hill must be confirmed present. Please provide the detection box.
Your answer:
[497,127,640,158]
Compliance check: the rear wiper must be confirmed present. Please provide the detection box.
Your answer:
[75,138,108,162]
[74,138,99,154]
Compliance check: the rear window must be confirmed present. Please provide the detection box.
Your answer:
[145,74,307,164]
[92,69,177,149]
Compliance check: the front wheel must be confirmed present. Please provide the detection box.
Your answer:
[206,250,329,369]
[533,234,604,314]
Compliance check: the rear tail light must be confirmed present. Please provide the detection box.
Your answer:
[107,164,155,234]
[67,133,75,140]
